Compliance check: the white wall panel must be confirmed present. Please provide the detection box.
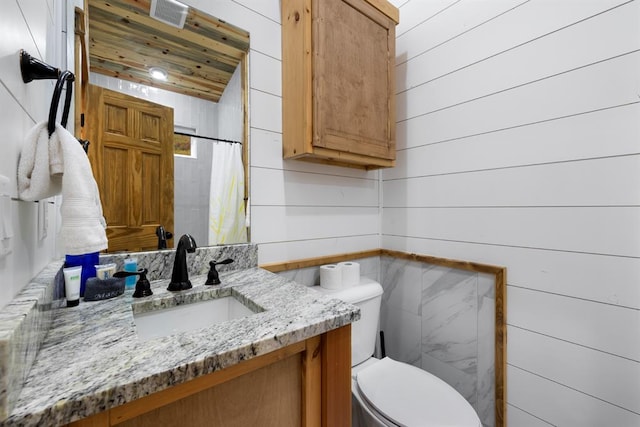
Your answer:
[0,0,61,309]
[398,51,639,138]
[384,155,640,208]
[251,168,379,207]
[188,0,281,59]
[396,0,632,91]
[249,50,281,96]
[240,0,383,266]
[10,199,56,296]
[383,206,640,257]
[0,1,49,123]
[0,88,34,199]
[507,365,640,427]
[398,1,639,119]
[249,128,283,169]
[234,0,281,23]
[258,234,380,265]
[252,206,379,243]
[250,89,281,133]
[16,0,50,58]
[386,103,640,180]
[506,405,553,427]
[382,235,640,310]
[508,289,640,362]
[508,326,640,414]
[394,0,459,38]
[392,0,639,422]
[396,0,525,63]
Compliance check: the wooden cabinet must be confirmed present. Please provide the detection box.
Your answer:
[66,326,351,427]
[282,0,399,169]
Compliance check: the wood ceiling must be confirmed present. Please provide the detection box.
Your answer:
[87,0,250,103]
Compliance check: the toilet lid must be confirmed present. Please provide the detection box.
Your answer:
[356,357,480,427]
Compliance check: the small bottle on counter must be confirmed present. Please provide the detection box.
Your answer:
[63,266,82,307]
[123,258,137,290]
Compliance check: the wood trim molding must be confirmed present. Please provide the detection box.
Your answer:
[302,336,322,427]
[259,249,507,427]
[380,249,505,275]
[321,325,352,427]
[260,249,383,273]
[494,267,507,427]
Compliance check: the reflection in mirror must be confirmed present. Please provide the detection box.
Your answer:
[80,0,250,252]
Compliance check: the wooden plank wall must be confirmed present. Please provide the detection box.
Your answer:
[385,0,640,425]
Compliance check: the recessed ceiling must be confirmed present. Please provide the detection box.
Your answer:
[87,0,250,103]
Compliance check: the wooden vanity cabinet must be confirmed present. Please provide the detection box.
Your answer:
[66,326,351,427]
[282,0,399,169]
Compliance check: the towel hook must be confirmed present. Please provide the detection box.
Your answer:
[48,70,75,137]
[19,50,88,152]
[19,50,60,83]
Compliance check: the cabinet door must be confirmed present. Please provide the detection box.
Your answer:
[312,0,396,160]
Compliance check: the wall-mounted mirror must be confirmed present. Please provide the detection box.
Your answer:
[75,0,250,252]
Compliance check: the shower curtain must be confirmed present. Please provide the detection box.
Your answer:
[208,142,247,245]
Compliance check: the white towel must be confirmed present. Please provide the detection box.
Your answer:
[18,121,108,254]
[17,122,63,201]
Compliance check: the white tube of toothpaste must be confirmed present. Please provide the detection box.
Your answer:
[63,266,82,307]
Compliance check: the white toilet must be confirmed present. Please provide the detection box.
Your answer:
[313,277,482,427]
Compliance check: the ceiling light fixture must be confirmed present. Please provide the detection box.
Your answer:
[149,67,168,81]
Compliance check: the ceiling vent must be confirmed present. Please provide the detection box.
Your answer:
[150,0,188,29]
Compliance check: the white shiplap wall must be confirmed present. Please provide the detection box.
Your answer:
[0,0,62,309]
[0,0,381,306]
[3,3,639,426]
[201,0,381,265]
[384,0,640,425]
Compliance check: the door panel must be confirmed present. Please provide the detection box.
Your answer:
[102,146,128,226]
[87,84,174,252]
[312,0,395,160]
[142,153,161,225]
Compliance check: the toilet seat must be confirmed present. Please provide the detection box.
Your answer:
[355,357,481,427]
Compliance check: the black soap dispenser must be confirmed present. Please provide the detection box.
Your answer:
[113,268,153,298]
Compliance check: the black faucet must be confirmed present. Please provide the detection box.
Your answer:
[155,225,173,249]
[167,234,197,291]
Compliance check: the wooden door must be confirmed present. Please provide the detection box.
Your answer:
[312,0,396,160]
[86,85,174,252]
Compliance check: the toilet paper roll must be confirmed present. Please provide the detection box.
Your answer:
[339,262,360,287]
[320,264,342,290]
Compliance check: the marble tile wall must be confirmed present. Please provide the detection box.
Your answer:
[380,256,496,427]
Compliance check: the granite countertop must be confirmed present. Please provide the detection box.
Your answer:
[2,267,359,426]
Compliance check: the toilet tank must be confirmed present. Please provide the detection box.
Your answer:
[313,277,383,366]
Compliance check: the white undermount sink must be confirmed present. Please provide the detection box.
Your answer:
[133,296,258,341]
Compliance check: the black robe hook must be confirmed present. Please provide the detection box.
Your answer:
[48,70,75,137]
[20,50,60,83]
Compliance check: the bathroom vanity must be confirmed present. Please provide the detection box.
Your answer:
[68,327,351,427]
[0,258,359,427]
